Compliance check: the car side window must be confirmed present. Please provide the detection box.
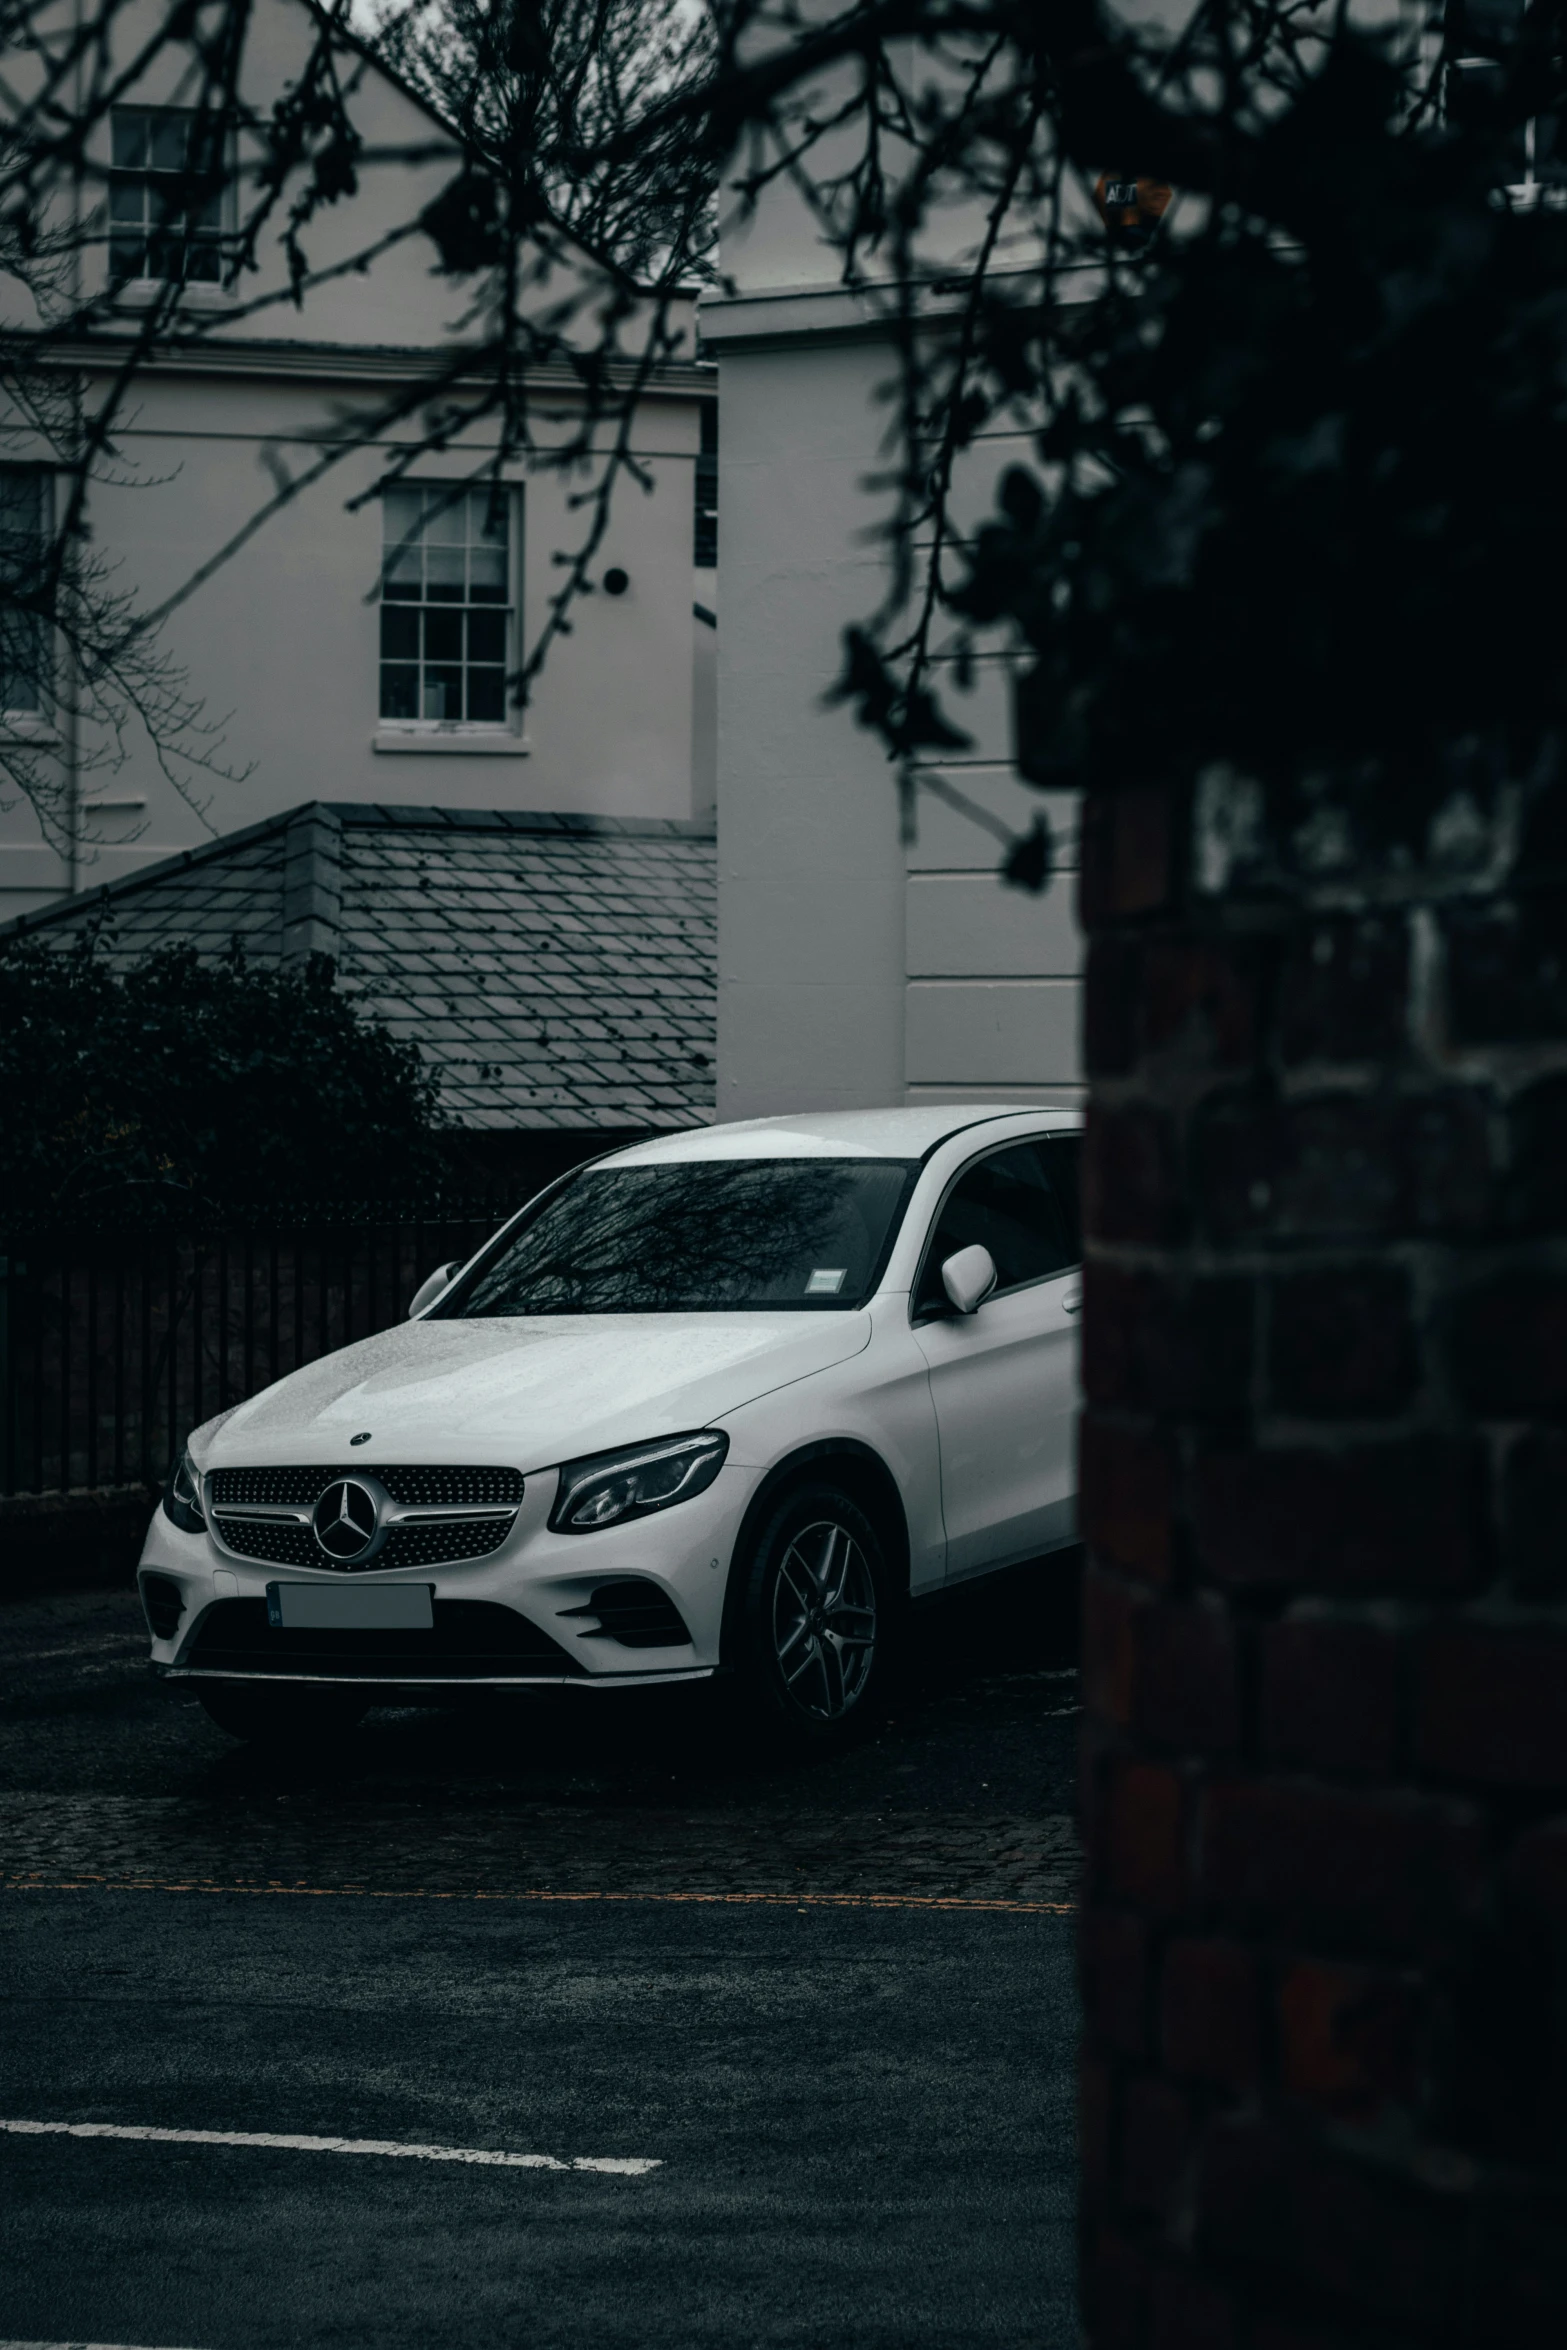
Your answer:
[913,1140,1078,1316]
[1042,1133,1081,1263]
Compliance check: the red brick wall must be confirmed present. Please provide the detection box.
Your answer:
[1078,778,1567,2346]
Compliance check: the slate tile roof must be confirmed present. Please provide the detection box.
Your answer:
[2,803,716,1131]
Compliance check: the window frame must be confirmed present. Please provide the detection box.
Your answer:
[376,481,522,737]
[694,397,718,569]
[0,465,54,726]
[910,1132,1082,1325]
[106,104,235,293]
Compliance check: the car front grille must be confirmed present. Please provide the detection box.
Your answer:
[184,1597,584,1681]
[205,1464,523,1570]
[215,1520,315,1567]
[207,1520,516,1570]
[378,1521,516,1567]
[208,1466,523,1509]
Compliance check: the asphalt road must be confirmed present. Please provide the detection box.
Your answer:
[0,1557,1082,2349]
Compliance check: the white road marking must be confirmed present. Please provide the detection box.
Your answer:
[0,2118,658,2175]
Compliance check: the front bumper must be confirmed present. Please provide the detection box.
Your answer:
[138,1461,761,1689]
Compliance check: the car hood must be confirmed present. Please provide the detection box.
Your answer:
[193,1312,873,1474]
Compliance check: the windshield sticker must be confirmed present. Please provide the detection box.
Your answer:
[805,1268,847,1295]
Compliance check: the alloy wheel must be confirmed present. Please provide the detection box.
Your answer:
[769,1516,878,1720]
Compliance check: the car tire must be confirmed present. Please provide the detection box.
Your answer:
[195,1683,368,1744]
[728,1480,895,1751]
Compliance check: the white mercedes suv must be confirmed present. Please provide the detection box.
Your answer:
[138,1104,1082,1747]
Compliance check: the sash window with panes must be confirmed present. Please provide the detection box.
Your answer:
[0,469,48,717]
[109,108,227,284]
[380,488,512,727]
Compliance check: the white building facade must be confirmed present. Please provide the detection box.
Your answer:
[0,0,716,923]
[700,193,1083,1119]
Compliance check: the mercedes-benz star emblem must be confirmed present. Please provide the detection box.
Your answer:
[312,1478,380,1564]
[350,1431,372,1447]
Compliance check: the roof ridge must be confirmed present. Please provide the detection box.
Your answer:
[301,0,464,147]
[1,802,719,942]
[0,803,305,941]
[328,804,716,840]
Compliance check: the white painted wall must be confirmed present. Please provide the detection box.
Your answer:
[704,203,1083,1117]
[0,0,714,921]
[0,370,711,921]
[713,336,908,1119]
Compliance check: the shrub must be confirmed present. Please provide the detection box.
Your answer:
[0,939,446,1223]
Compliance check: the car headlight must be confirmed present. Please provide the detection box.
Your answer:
[550,1431,729,1534]
[162,1448,207,1535]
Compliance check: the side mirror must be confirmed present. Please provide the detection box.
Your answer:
[941,1244,998,1316]
[408,1261,459,1320]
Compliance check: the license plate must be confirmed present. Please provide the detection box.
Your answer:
[266,1582,435,1631]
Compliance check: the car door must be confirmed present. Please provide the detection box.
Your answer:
[911,1135,1081,1582]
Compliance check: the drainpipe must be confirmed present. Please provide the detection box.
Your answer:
[62,0,84,894]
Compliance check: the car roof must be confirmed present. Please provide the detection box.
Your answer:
[605,1103,1081,1166]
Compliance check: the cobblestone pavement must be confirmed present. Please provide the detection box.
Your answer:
[0,1789,1078,1906]
[0,1560,1082,1909]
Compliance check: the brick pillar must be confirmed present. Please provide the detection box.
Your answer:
[1078,776,1567,2346]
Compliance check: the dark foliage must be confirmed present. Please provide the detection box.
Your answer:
[0,940,445,1223]
[947,30,1567,870]
[630,0,1567,887]
[380,0,717,285]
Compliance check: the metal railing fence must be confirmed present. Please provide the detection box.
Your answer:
[0,1203,516,1498]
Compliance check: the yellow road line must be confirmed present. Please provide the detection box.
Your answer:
[0,1873,1074,1915]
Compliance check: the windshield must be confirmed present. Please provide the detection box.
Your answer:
[441,1158,919,1317]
